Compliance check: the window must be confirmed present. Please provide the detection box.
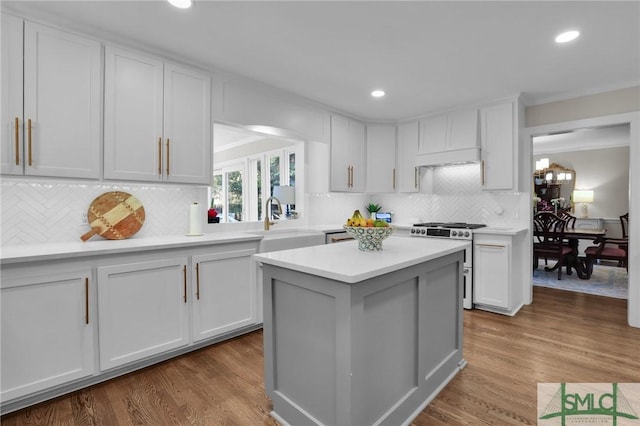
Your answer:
[212,165,244,223]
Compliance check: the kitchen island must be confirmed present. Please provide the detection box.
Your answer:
[255,236,470,426]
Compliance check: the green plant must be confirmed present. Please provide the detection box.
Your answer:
[366,203,381,213]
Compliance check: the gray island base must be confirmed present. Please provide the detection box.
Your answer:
[255,237,469,426]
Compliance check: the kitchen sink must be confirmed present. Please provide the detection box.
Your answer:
[246,229,325,252]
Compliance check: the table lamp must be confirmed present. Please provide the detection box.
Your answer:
[272,186,295,217]
[572,190,594,218]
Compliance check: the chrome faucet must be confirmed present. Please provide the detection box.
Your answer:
[264,196,283,230]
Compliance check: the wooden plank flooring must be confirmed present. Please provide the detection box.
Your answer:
[3,286,639,425]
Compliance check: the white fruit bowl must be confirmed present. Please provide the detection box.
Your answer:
[343,226,393,251]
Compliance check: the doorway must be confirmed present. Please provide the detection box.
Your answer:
[525,112,639,328]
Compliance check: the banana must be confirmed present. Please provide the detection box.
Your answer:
[346,209,365,227]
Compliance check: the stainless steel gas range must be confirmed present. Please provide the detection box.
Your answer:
[410,222,486,309]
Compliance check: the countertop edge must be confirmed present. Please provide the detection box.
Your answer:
[255,238,469,284]
[1,233,263,265]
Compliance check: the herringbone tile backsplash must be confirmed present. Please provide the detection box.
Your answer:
[3,163,526,246]
[370,163,527,225]
[1,178,207,245]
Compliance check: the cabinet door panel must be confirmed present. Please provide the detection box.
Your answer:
[97,258,189,370]
[474,242,510,308]
[1,13,23,175]
[164,63,212,184]
[23,22,101,178]
[348,119,366,192]
[1,272,94,402]
[104,46,164,182]
[418,115,447,154]
[366,125,396,193]
[330,114,350,191]
[396,121,419,193]
[481,102,514,190]
[192,250,256,341]
[448,109,479,151]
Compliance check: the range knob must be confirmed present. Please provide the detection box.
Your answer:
[421,229,426,235]
[451,230,457,236]
[411,228,416,234]
[464,231,470,237]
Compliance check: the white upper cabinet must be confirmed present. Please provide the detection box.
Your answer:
[104,46,211,184]
[396,121,420,193]
[366,125,396,193]
[330,114,365,192]
[480,100,519,191]
[163,63,212,184]
[1,14,101,178]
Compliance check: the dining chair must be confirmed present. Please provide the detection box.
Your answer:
[533,212,573,280]
[620,213,629,239]
[558,210,577,228]
[584,235,628,277]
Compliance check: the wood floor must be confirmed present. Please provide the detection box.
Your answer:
[3,286,639,426]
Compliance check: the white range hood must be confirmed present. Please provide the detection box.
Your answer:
[415,147,481,167]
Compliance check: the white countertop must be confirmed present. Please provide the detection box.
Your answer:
[474,225,529,236]
[254,236,470,284]
[0,232,262,264]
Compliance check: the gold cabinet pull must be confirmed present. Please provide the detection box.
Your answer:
[85,277,89,324]
[166,138,170,176]
[349,165,354,188]
[481,160,485,186]
[27,118,32,166]
[476,243,506,248]
[195,263,200,300]
[183,265,187,303]
[392,168,396,189]
[158,137,162,175]
[414,167,418,188]
[14,117,19,165]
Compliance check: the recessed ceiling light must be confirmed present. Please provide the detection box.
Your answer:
[371,90,385,98]
[168,0,192,9]
[555,30,580,43]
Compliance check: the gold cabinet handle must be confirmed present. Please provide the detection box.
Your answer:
[195,263,200,300]
[481,160,486,186]
[349,165,354,188]
[27,118,32,166]
[476,243,506,248]
[346,165,350,187]
[85,277,89,325]
[392,168,396,189]
[183,265,187,303]
[166,138,170,176]
[14,117,20,165]
[414,167,418,188]
[158,137,162,175]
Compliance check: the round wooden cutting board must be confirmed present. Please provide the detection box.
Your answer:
[80,191,145,241]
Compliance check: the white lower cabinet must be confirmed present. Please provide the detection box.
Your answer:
[0,268,95,403]
[474,237,511,310]
[97,257,190,371]
[192,249,257,342]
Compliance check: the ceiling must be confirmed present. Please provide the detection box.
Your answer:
[4,1,639,122]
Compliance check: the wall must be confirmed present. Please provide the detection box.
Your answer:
[525,86,640,127]
[0,178,207,246]
[533,147,629,221]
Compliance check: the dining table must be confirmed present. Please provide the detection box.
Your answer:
[562,227,607,279]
